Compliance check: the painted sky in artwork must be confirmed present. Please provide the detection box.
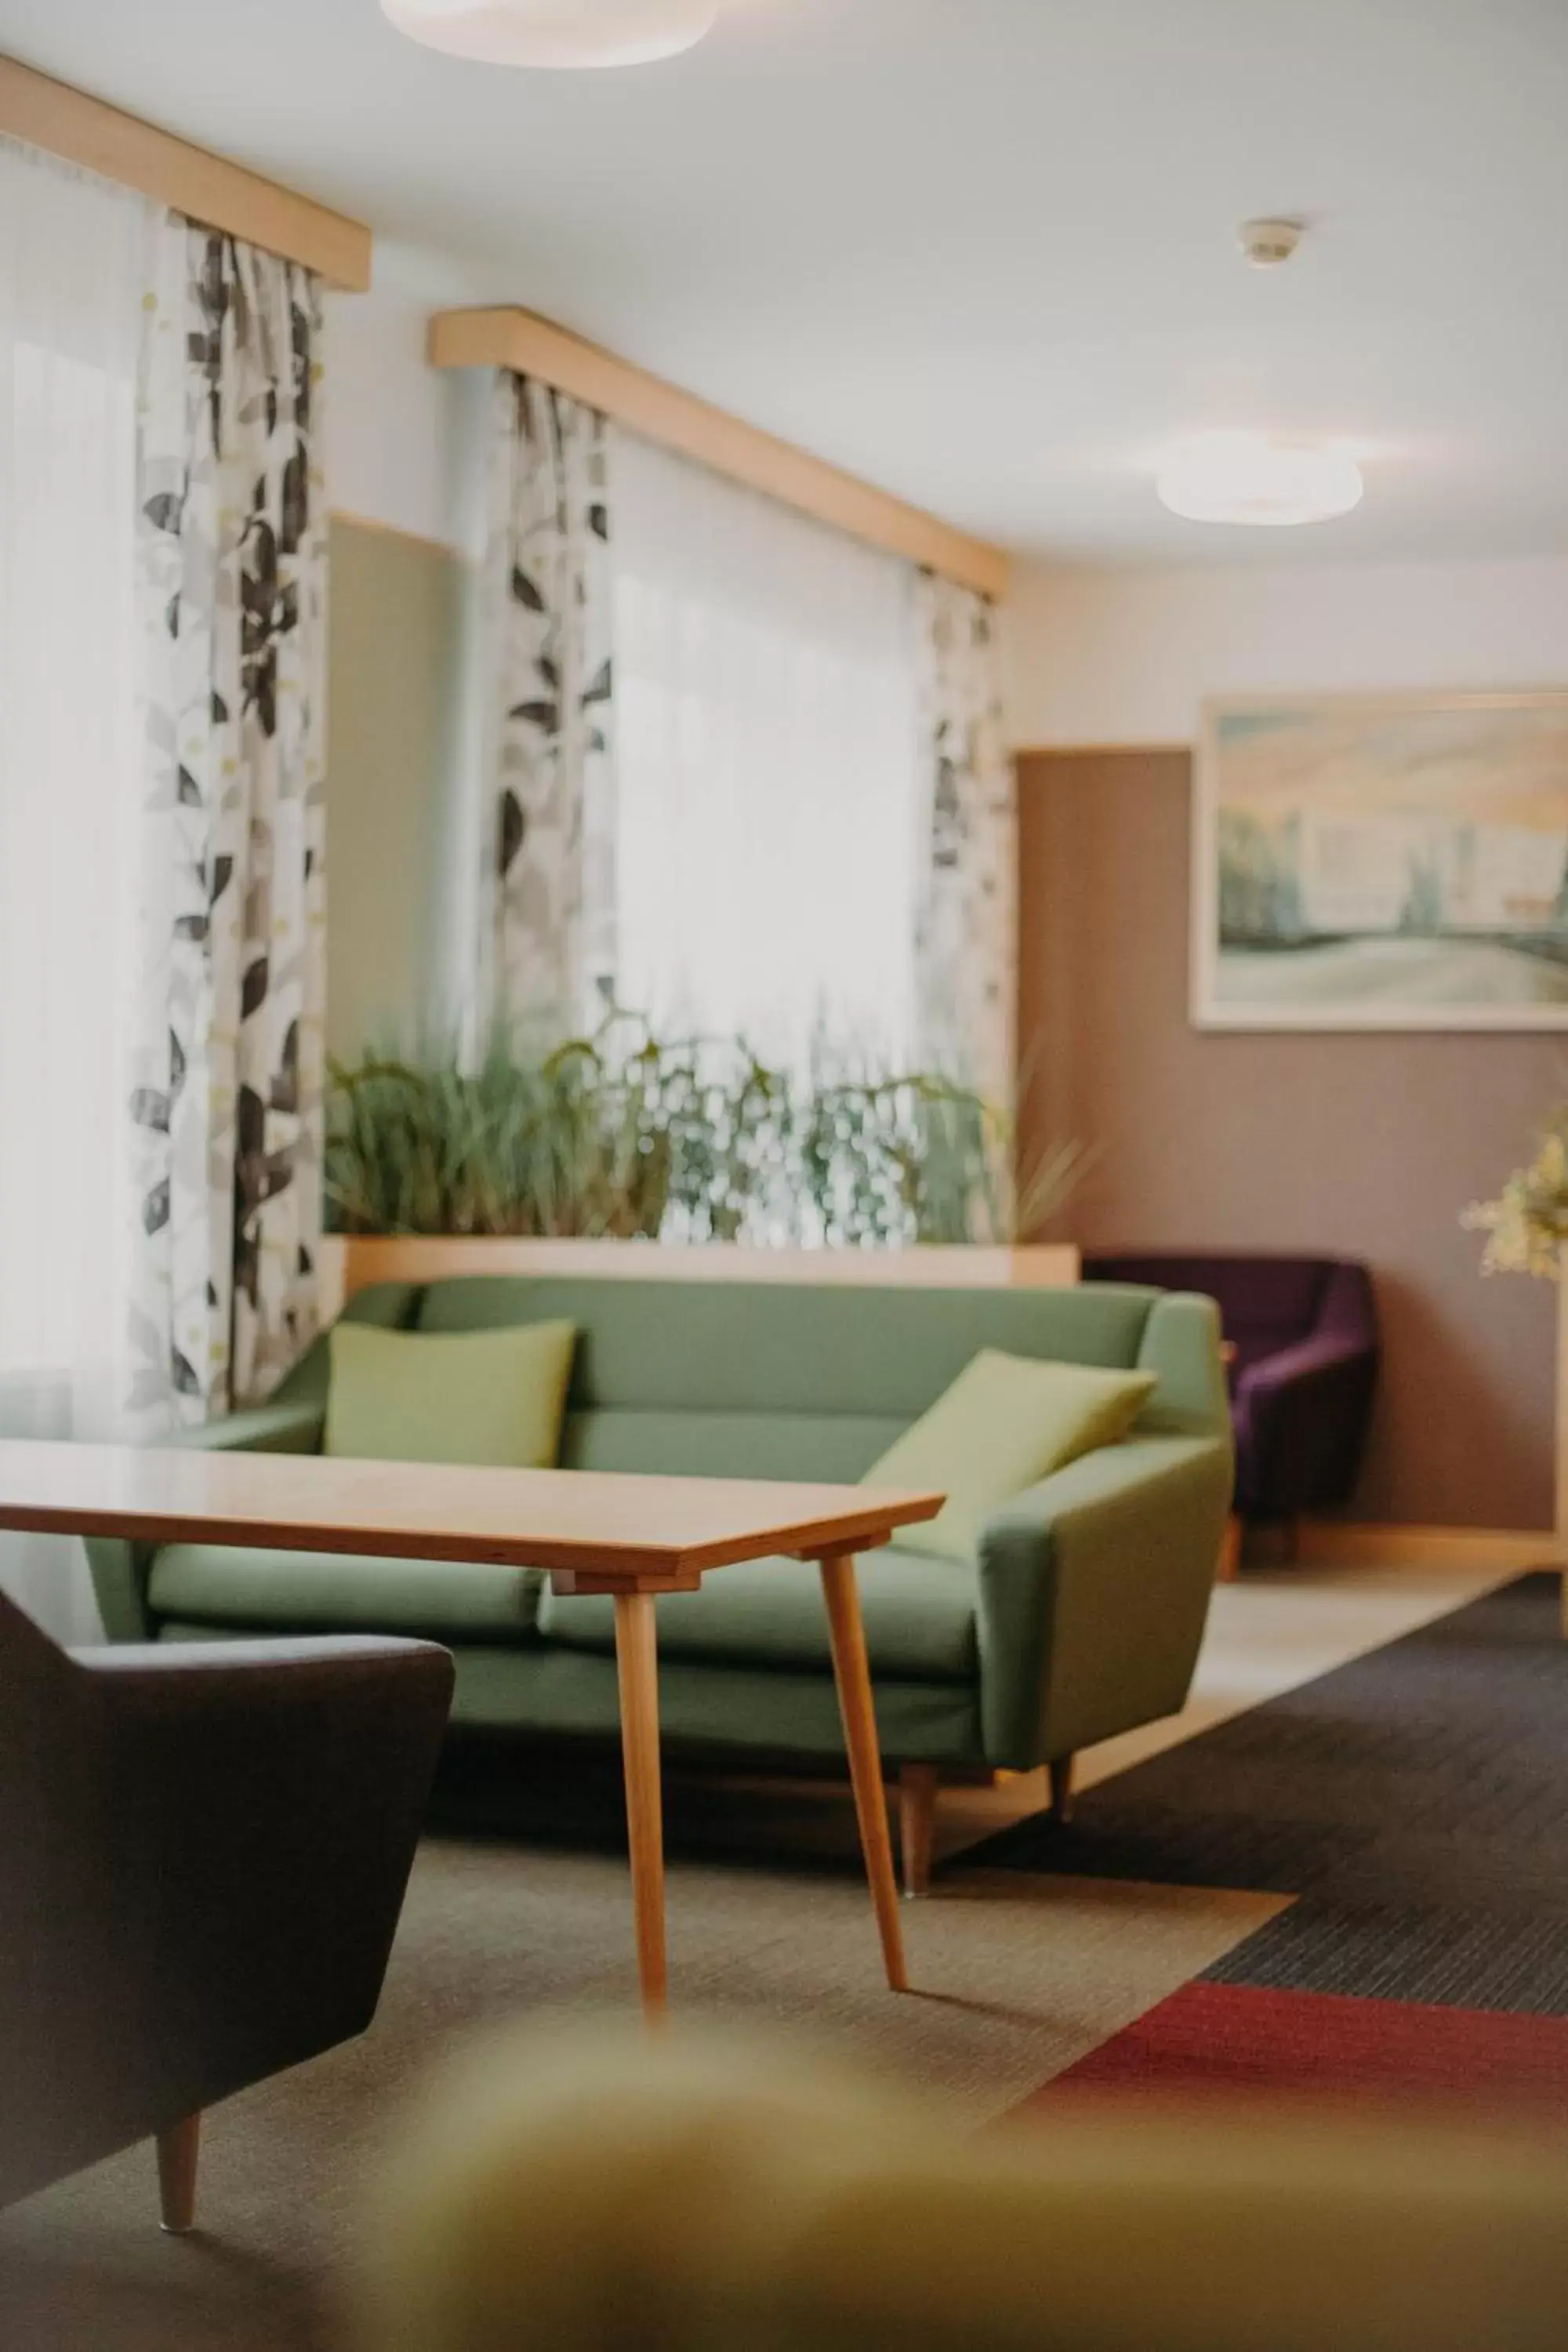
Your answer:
[1214,702,1568,836]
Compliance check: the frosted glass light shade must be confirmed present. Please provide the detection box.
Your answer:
[379,0,718,67]
[1157,434,1364,526]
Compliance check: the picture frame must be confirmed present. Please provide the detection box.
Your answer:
[1191,688,1568,1031]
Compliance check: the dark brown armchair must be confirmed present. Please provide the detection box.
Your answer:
[0,1591,452,2229]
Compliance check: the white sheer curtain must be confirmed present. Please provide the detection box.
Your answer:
[0,139,154,1636]
[612,430,920,1070]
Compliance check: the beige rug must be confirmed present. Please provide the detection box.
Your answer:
[0,1834,1284,2352]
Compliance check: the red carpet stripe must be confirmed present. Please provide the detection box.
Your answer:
[1023,1980,1568,2114]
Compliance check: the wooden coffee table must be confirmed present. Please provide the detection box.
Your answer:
[0,1443,942,2018]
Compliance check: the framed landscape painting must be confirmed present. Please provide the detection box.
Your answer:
[1192,690,1568,1029]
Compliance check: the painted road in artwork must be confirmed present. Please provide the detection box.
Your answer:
[1216,935,1568,1007]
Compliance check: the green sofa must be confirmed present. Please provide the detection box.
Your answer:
[87,1275,1232,1880]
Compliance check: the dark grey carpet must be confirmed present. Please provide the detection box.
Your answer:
[972,1570,1568,2011]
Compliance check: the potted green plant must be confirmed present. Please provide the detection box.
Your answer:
[319,1015,1090,1309]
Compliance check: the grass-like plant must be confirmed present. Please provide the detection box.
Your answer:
[325,1016,1089,1249]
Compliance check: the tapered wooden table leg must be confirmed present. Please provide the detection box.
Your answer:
[157,2114,200,2234]
[613,1590,668,2021]
[818,1549,909,1992]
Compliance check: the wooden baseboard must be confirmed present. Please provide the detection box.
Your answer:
[1294,1520,1561,1572]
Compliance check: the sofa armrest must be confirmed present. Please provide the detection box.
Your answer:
[86,1400,328,1641]
[1235,1334,1378,1516]
[170,1399,328,1456]
[65,1635,454,2122]
[78,1628,448,1698]
[82,1537,158,1643]
[975,1432,1232,1769]
[1135,1290,1231,1435]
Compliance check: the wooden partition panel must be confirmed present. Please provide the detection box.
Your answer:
[318,1237,1080,1319]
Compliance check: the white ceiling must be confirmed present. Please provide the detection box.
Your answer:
[4,0,1567,566]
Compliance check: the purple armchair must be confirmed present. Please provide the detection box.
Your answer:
[1083,1254,1379,1526]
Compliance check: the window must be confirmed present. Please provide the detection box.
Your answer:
[0,336,140,1395]
[612,430,920,1072]
[0,139,151,1632]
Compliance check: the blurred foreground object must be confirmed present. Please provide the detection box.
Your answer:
[361,2019,1568,2352]
[0,1592,452,2229]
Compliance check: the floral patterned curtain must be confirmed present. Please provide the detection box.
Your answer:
[484,371,616,1037]
[913,572,1017,1115]
[129,225,328,1424]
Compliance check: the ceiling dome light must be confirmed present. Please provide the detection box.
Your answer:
[1157,434,1364,527]
[379,0,718,68]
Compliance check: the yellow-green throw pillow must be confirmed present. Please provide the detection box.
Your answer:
[325,1321,578,1469]
[863,1348,1157,1562]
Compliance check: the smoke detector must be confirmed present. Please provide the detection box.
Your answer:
[1239,216,1305,268]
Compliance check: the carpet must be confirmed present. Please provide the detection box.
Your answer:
[975,1570,1568,2118]
[972,1572,1568,2010]
[1035,1980,1568,2112]
[0,1835,1279,2352]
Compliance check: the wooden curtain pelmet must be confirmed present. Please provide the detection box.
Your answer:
[0,53,372,289]
[429,306,1011,601]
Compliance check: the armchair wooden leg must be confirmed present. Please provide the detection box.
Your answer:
[1047,1756,1076,1826]
[898,1764,938,1898]
[157,2114,200,2235]
[1218,1514,1243,1583]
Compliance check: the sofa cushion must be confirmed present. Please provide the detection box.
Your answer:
[538,1547,978,1684]
[558,1407,908,1483]
[154,1627,985,1762]
[414,1276,1156,1418]
[401,1276,1166,1486]
[325,1320,577,1468]
[147,1544,544,1643]
[863,1350,1156,1561]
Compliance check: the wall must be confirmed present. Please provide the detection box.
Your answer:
[321,253,486,1062]
[321,246,482,554]
[1011,546,1568,1530]
[325,517,464,1063]
[1009,555,1568,749]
